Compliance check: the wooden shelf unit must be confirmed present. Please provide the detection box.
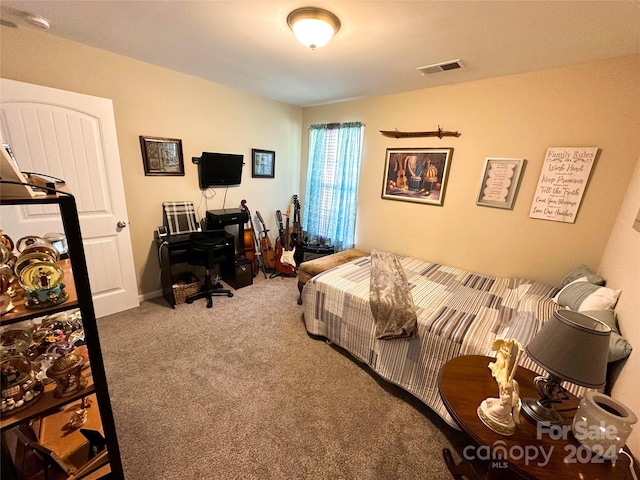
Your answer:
[1,187,124,479]
[1,347,94,432]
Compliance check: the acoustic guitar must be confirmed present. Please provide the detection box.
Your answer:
[240,200,267,278]
[240,200,260,277]
[396,168,408,190]
[255,210,276,270]
[274,209,296,276]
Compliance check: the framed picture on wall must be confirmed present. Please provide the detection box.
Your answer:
[252,149,275,178]
[381,147,453,206]
[140,136,184,176]
[476,157,526,209]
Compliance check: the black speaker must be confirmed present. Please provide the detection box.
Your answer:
[303,245,335,262]
[225,257,253,289]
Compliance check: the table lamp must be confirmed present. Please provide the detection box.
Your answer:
[521,310,611,425]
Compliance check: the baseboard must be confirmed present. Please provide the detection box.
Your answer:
[139,290,162,302]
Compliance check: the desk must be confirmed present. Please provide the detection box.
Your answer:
[155,231,235,308]
[438,355,637,480]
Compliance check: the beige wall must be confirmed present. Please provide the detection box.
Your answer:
[600,155,640,455]
[302,56,640,286]
[0,26,302,297]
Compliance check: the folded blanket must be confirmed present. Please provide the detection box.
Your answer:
[369,249,418,339]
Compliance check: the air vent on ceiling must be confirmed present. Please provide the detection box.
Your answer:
[417,59,463,75]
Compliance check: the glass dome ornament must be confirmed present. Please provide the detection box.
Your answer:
[1,354,42,412]
[16,235,46,253]
[19,261,68,309]
[43,232,68,259]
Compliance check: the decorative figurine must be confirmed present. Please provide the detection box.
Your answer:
[46,353,87,398]
[477,338,524,435]
[67,397,90,430]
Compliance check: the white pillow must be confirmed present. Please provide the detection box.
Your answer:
[553,277,621,311]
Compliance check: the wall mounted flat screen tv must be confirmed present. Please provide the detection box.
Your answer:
[197,152,244,188]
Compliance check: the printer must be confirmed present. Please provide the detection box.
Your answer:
[205,208,249,229]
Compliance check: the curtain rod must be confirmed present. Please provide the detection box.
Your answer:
[309,121,365,130]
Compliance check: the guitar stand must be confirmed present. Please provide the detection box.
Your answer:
[269,269,297,279]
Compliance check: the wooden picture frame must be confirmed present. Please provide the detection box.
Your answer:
[139,136,184,176]
[252,149,275,178]
[381,148,453,206]
[476,158,526,210]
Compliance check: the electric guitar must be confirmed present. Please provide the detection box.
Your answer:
[280,204,296,268]
[274,209,296,275]
[284,204,291,249]
[291,195,304,266]
[255,210,276,270]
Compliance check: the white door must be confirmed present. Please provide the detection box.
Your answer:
[0,78,139,318]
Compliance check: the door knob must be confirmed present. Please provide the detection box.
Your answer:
[117,221,127,228]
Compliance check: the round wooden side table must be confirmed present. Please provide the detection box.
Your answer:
[438,355,637,480]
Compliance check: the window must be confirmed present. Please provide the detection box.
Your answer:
[303,122,364,251]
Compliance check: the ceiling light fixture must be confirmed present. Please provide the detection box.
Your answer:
[287,7,340,50]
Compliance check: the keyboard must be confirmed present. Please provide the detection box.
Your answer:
[164,232,193,245]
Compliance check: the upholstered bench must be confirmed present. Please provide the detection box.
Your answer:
[297,248,369,304]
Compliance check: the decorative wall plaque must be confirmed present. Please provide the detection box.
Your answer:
[529,147,598,223]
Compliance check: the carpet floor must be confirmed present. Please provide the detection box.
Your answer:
[97,274,470,479]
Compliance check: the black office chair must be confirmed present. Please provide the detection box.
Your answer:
[185,230,233,308]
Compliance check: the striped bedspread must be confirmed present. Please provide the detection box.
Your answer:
[301,253,578,427]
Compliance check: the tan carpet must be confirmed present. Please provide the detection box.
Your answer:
[97,274,469,479]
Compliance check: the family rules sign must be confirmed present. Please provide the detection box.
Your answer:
[529,147,598,223]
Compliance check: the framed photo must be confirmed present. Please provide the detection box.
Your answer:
[476,158,526,209]
[381,148,453,206]
[252,149,275,178]
[140,136,184,176]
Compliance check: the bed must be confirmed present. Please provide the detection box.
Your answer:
[301,251,588,427]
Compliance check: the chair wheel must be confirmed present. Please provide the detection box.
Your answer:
[206,299,213,308]
[228,292,233,297]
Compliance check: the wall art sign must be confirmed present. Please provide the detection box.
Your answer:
[381,147,453,206]
[529,147,598,223]
[476,158,526,209]
[140,136,184,176]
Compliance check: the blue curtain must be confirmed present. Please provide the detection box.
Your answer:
[303,122,364,251]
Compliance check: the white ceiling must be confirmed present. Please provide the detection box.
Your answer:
[1,1,639,107]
